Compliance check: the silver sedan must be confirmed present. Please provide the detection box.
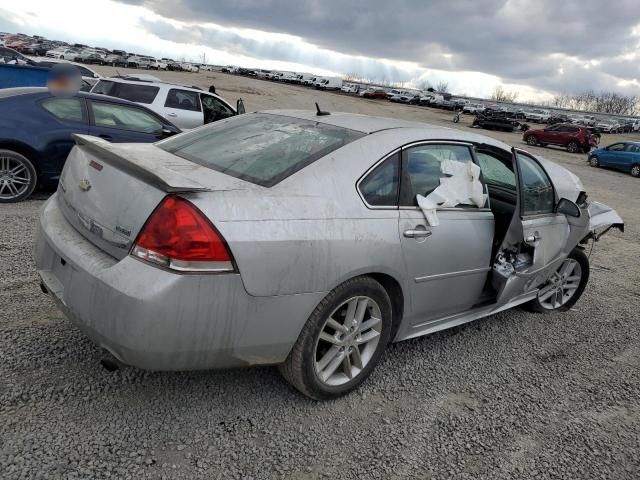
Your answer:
[35,110,623,399]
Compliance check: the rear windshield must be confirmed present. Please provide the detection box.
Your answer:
[158,113,365,187]
[92,80,159,104]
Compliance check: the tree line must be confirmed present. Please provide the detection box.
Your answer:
[551,90,638,115]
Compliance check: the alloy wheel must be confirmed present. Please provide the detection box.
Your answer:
[567,142,579,153]
[631,165,640,178]
[527,136,538,146]
[537,259,582,310]
[314,296,382,386]
[0,155,34,201]
[589,156,599,167]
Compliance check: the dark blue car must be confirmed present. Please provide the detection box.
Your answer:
[0,87,180,202]
[588,142,640,178]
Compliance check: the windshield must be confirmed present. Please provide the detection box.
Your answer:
[158,113,365,187]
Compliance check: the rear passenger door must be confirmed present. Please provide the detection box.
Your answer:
[397,142,494,325]
[163,88,204,129]
[39,96,90,181]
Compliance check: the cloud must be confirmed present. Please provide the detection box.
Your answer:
[5,0,640,99]
[118,0,640,88]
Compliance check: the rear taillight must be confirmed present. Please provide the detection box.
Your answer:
[131,195,235,273]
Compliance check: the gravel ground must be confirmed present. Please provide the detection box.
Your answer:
[1,70,639,479]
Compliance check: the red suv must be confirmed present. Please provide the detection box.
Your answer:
[361,88,387,99]
[523,123,598,153]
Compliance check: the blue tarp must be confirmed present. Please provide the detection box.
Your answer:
[0,63,51,88]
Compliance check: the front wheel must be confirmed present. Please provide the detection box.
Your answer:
[0,150,38,203]
[526,135,538,146]
[589,156,600,167]
[279,276,393,400]
[526,248,589,313]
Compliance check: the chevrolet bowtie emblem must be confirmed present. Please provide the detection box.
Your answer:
[78,178,92,192]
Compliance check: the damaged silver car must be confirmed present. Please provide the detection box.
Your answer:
[34,111,623,400]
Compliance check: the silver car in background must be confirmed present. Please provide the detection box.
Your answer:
[35,111,623,399]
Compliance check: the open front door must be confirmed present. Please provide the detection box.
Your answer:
[492,149,573,306]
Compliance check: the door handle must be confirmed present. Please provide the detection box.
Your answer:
[167,113,177,117]
[403,229,433,239]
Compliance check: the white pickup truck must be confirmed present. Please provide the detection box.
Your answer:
[526,109,551,123]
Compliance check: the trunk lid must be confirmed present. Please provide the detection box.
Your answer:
[58,135,249,260]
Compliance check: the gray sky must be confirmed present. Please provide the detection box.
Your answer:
[2,0,639,100]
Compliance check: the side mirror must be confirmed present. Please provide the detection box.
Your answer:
[158,126,178,137]
[555,198,581,218]
[236,98,245,115]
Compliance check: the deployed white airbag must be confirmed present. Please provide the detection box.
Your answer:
[417,160,487,226]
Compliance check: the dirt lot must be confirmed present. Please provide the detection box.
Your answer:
[1,68,639,479]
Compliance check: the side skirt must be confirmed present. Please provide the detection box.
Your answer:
[394,290,538,342]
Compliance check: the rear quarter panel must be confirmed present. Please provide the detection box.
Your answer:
[187,126,510,298]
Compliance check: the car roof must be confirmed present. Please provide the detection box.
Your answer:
[263,110,440,134]
[99,76,204,92]
[260,110,514,149]
[0,87,150,107]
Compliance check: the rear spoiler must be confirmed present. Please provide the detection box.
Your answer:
[72,134,209,193]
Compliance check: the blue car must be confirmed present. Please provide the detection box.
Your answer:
[0,87,181,202]
[588,142,640,178]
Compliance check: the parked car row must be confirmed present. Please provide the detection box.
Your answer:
[228,63,640,134]
[0,32,207,73]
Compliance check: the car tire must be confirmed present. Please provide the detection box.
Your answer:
[0,149,38,203]
[567,141,579,153]
[279,276,393,400]
[526,135,538,146]
[525,248,590,313]
[589,156,600,168]
[631,165,640,178]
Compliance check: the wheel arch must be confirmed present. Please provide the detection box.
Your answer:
[361,272,405,341]
[0,141,40,172]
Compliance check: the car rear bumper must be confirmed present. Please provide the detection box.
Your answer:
[35,193,325,371]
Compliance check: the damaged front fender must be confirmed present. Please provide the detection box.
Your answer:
[584,201,624,242]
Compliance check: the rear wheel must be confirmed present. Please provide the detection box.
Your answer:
[0,150,38,203]
[279,276,393,400]
[631,165,640,178]
[567,141,579,153]
[526,249,589,313]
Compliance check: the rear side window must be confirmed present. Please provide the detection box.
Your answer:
[92,80,159,104]
[91,101,163,133]
[41,98,85,123]
[165,89,201,112]
[401,144,474,205]
[158,113,364,187]
[359,152,400,207]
